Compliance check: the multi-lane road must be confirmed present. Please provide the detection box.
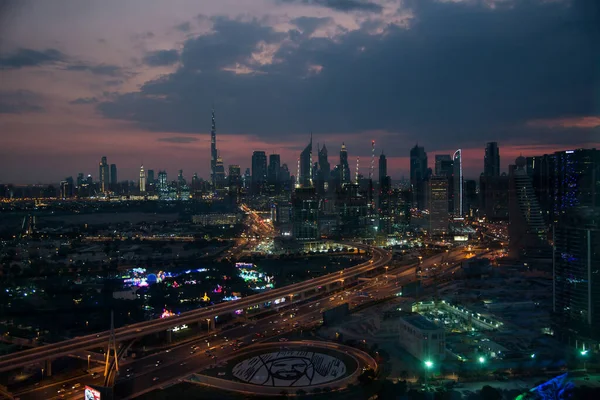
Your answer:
[13,246,479,400]
[0,244,390,375]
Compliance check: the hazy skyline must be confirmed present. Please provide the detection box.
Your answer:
[0,0,598,183]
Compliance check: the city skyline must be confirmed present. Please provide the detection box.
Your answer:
[1,0,598,183]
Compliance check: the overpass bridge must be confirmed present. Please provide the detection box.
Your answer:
[0,243,391,374]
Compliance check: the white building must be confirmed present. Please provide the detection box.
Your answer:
[398,313,446,363]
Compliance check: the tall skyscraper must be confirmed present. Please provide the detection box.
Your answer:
[429,176,449,235]
[139,165,146,193]
[299,135,313,187]
[453,149,463,216]
[99,156,109,193]
[251,151,267,194]
[339,143,351,185]
[553,207,600,344]
[484,142,500,177]
[215,156,225,189]
[228,164,241,187]
[410,145,428,209]
[158,170,167,192]
[110,164,117,189]
[292,187,319,241]
[268,154,281,185]
[147,170,155,185]
[378,152,387,184]
[508,156,549,259]
[317,144,331,192]
[210,107,217,188]
[434,155,452,176]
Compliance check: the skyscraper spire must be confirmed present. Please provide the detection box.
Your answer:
[210,106,217,189]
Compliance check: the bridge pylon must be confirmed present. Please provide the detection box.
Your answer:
[103,311,119,378]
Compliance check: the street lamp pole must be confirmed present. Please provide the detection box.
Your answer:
[206,318,211,335]
[87,354,91,372]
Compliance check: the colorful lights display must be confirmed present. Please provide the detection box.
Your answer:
[236,262,274,291]
[123,267,207,288]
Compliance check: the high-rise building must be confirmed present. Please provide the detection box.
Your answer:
[299,136,313,188]
[139,165,146,193]
[292,187,319,241]
[243,168,251,190]
[215,156,225,189]
[228,164,242,193]
[464,179,478,216]
[339,143,351,185]
[317,144,331,194]
[251,151,267,194]
[453,149,463,216]
[99,156,109,193]
[434,155,452,176]
[410,145,428,209]
[378,152,387,184]
[484,142,500,177]
[553,207,600,343]
[268,154,281,185]
[508,156,549,259]
[480,174,509,221]
[158,170,167,192]
[110,164,117,190]
[210,107,217,189]
[428,176,449,235]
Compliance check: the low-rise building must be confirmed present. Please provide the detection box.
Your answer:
[398,312,446,363]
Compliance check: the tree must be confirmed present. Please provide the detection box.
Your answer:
[480,385,502,400]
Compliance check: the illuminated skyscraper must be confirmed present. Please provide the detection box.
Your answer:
[99,156,109,193]
[215,157,225,189]
[553,207,600,343]
[210,106,217,188]
[339,143,351,184]
[429,176,449,235]
[453,149,463,216]
[299,135,313,188]
[158,170,167,192]
[139,165,146,193]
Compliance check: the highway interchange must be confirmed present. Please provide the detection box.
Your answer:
[10,245,479,400]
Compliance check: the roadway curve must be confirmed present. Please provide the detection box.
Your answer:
[0,243,391,373]
[187,341,377,397]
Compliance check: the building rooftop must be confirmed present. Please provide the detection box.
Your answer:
[402,313,440,331]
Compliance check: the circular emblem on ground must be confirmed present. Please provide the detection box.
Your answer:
[232,350,347,387]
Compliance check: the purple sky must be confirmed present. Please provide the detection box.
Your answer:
[0,0,598,184]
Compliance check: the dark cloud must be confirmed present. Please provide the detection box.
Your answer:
[104,79,123,87]
[279,0,382,13]
[0,48,66,69]
[157,136,199,143]
[98,0,599,153]
[176,21,191,33]
[65,64,122,76]
[143,49,180,67]
[291,16,332,35]
[0,90,44,114]
[69,97,98,105]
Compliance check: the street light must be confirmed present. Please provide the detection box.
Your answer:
[478,356,485,364]
[87,354,91,371]
[424,360,433,389]
[206,318,211,334]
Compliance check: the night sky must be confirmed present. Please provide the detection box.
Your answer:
[0,0,598,183]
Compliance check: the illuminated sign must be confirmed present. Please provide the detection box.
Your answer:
[454,236,468,242]
[84,386,101,400]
